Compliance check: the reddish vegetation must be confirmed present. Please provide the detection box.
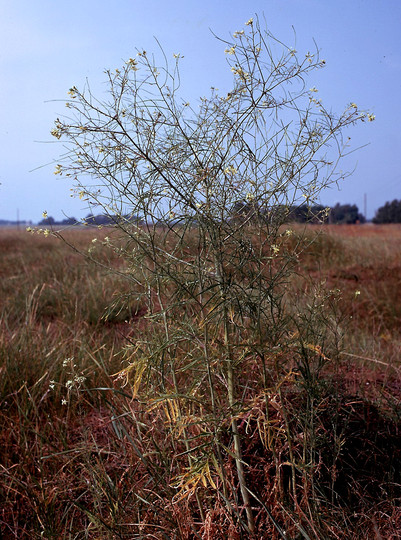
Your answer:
[0,225,401,538]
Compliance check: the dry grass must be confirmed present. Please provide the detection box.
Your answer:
[1,224,401,539]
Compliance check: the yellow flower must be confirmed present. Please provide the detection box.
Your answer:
[51,128,61,139]
[67,86,78,98]
[42,211,48,219]
[79,190,85,200]
[43,229,50,237]
[224,165,237,176]
[54,164,62,175]
[368,113,375,122]
[126,58,139,70]
[225,46,236,55]
[245,18,253,26]
[231,66,250,81]
[350,103,358,109]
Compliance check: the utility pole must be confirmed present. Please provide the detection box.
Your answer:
[17,208,20,230]
[364,193,367,222]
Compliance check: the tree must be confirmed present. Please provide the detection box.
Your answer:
[373,199,401,223]
[330,202,365,224]
[51,16,369,535]
[289,203,329,223]
[38,215,56,226]
[59,216,77,225]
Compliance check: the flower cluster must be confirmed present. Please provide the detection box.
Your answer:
[224,165,237,176]
[305,52,314,64]
[360,112,376,122]
[126,58,139,71]
[231,66,250,81]
[67,86,78,98]
[88,238,97,255]
[51,118,63,140]
[50,128,61,139]
[26,227,51,237]
[125,157,137,167]
[54,357,87,406]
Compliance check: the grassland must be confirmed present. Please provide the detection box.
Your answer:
[1,224,400,539]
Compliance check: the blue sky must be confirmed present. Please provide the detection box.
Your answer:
[1,0,400,222]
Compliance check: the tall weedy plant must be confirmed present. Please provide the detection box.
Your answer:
[51,16,370,535]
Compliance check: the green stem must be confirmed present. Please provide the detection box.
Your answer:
[214,249,255,534]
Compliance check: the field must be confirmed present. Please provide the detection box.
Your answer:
[1,224,401,539]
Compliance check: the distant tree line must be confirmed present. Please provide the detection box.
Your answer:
[6,202,401,229]
[373,199,401,224]
[37,204,369,227]
[38,216,77,226]
[34,201,401,227]
[0,219,32,227]
[231,202,365,225]
[37,213,142,227]
[328,203,365,224]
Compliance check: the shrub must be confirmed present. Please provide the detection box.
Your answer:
[50,15,370,536]
[373,199,401,224]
